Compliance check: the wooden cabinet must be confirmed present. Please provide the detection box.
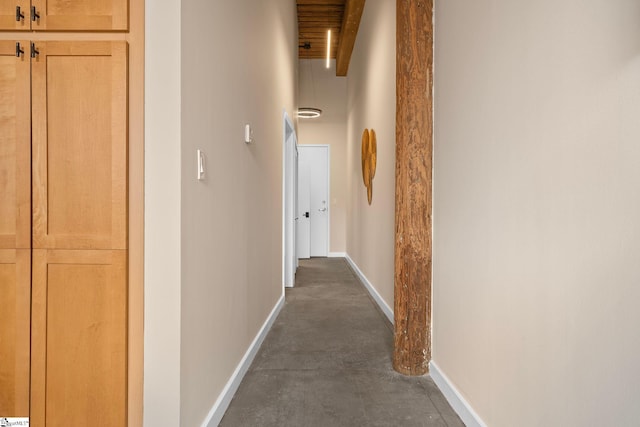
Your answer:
[0,40,30,250]
[0,40,30,419]
[32,41,128,250]
[0,0,29,31]
[31,250,127,427]
[0,249,30,417]
[0,40,128,425]
[30,42,129,426]
[0,0,128,31]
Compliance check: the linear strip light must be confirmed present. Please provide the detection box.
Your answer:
[326,30,331,69]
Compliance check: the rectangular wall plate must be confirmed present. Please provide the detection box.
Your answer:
[197,149,205,180]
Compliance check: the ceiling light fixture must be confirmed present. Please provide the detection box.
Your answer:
[297,107,323,119]
[326,30,331,69]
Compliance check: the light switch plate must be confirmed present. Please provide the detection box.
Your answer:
[197,149,205,180]
[245,124,253,144]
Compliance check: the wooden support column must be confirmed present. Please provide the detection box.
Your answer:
[394,0,434,376]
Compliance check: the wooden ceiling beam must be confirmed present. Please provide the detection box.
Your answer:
[335,0,365,76]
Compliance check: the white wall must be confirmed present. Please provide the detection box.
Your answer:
[298,59,347,253]
[433,1,640,426]
[145,1,297,426]
[346,0,396,308]
[144,0,182,425]
[179,0,297,426]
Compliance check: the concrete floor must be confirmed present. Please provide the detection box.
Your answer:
[220,258,465,427]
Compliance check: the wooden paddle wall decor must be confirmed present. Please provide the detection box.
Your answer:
[361,128,377,204]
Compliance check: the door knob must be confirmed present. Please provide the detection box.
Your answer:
[318,207,327,212]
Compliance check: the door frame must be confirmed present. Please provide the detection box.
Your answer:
[297,144,330,258]
[282,110,298,288]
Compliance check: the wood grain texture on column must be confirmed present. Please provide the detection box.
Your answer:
[393,0,433,376]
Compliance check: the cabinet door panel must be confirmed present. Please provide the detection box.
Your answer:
[32,41,128,250]
[31,0,128,31]
[0,249,30,417]
[0,41,30,249]
[31,249,127,427]
[0,0,30,30]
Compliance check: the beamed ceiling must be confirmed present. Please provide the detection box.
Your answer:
[297,0,365,76]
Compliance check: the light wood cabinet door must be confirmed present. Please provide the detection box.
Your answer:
[0,41,30,250]
[30,0,128,31]
[0,249,30,417]
[32,41,128,250]
[31,249,127,427]
[0,0,30,30]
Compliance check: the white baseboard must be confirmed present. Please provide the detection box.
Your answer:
[328,252,346,258]
[430,361,488,427]
[202,294,285,427]
[344,254,394,324]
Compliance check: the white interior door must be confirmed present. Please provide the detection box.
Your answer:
[297,145,329,258]
[297,151,311,259]
[309,146,329,256]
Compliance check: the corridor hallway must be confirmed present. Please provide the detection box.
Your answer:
[220,258,464,426]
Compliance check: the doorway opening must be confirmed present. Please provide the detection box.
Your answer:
[296,145,330,260]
